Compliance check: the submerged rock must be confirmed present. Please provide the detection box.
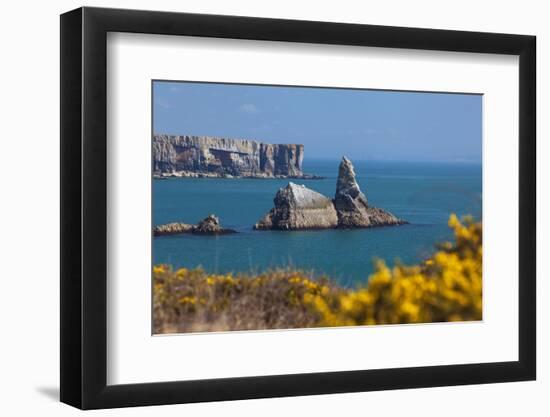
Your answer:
[154,215,236,236]
[254,182,338,230]
[334,156,406,228]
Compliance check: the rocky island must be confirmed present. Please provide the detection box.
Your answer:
[154,215,236,236]
[254,183,339,230]
[153,134,321,179]
[254,157,407,230]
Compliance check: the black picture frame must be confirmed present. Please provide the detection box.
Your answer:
[60,6,536,410]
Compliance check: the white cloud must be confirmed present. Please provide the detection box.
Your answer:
[239,103,259,114]
[155,98,172,109]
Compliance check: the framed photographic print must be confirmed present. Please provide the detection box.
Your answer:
[60,6,536,409]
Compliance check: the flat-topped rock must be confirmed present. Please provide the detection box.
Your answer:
[154,215,236,236]
[153,222,194,236]
[254,182,338,230]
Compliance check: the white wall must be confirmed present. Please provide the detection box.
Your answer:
[0,0,546,415]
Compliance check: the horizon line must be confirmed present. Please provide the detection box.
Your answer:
[304,157,482,165]
[152,133,481,165]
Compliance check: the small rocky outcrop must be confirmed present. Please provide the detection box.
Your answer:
[193,214,236,234]
[154,215,236,236]
[360,206,407,227]
[254,182,338,230]
[254,157,407,231]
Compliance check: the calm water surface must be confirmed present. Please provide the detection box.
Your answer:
[153,160,481,287]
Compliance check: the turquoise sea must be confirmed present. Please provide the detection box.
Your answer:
[153,160,482,287]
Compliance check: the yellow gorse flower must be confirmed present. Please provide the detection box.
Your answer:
[152,214,482,333]
[306,214,482,326]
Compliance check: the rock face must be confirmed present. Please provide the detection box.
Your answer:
[153,215,236,236]
[153,134,318,178]
[334,156,406,228]
[334,156,370,226]
[254,182,338,230]
[255,157,407,231]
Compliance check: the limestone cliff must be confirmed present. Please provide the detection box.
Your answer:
[254,183,338,230]
[153,134,317,178]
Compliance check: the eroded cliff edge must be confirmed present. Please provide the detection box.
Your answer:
[153,134,320,179]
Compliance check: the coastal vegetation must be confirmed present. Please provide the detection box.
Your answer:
[153,214,482,334]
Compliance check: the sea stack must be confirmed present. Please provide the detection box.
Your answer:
[254,182,338,230]
[334,156,406,227]
[254,157,407,231]
[334,156,370,227]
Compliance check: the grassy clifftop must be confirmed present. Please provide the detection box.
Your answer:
[153,214,482,334]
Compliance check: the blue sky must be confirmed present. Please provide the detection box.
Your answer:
[153,81,482,163]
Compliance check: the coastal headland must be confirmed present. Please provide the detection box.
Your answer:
[153,134,322,179]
